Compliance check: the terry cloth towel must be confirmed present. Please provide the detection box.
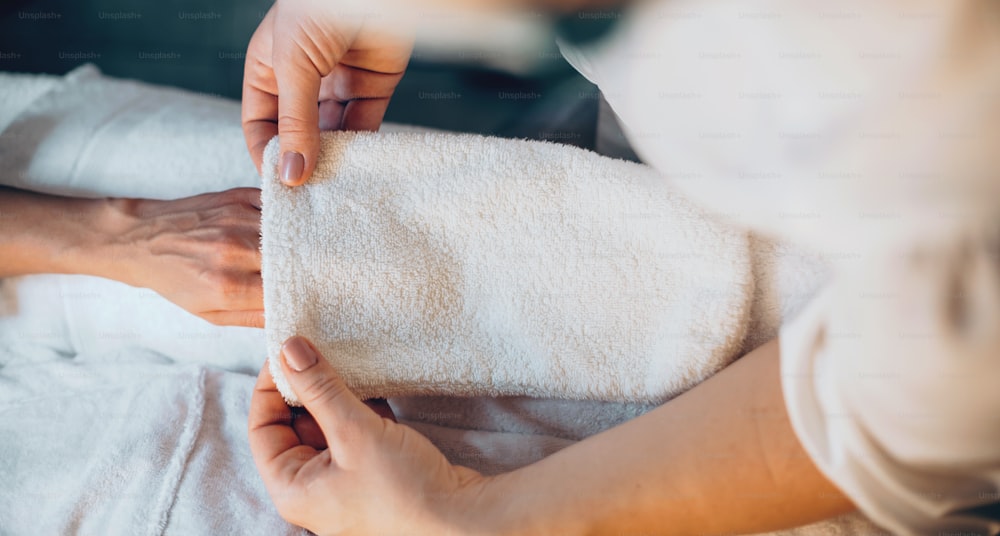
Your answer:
[262,132,754,405]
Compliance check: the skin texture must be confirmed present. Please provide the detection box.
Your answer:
[0,186,265,328]
[250,336,855,535]
[241,0,413,185]
[476,338,855,535]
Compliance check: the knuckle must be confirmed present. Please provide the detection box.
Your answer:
[212,231,253,264]
[219,189,245,205]
[202,269,229,289]
[298,376,366,440]
[276,114,315,137]
[249,57,274,82]
[299,373,349,407]
[233,187,261,206]
[218,229,247,250]
[205,270,242,299]
[222,187,260,207]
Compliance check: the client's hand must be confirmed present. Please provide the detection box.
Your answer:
[249,336,488,535]
[242,0,412,185]
[101,187,264,327]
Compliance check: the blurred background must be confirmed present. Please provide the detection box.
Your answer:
[0,0,635,154]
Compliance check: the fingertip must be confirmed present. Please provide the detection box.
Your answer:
[279,150,306,185]
[253,357,278,390]
[281,335,319,372]
[277,336,381,451]
[298,161,316,185]
[277,135,319,186]
[250,154,263,176]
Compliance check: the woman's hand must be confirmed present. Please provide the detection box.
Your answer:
[0,185,265,328]
[242,0,412,185]
[98,187,265,327]
[249,336,490,535]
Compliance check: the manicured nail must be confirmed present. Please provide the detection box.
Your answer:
[280,151,304,184]
[282,336,318,372]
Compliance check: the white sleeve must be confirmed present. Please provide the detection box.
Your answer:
[558,0,1000,253]
[559,0,1000,533]
[780,231,1000,535]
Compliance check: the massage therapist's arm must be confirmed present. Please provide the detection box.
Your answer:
[251,337,855,535]
[473,338,856,534]
[0,186,265,327]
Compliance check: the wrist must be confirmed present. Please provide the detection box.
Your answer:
[437,468,581,536]
[0,187,147,280]
[57,197,141,282]
[434,472,512,536]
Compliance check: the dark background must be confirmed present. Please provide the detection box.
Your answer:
[0,0,602,147]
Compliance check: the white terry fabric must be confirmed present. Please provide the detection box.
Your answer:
[1,66,872,535]
[0,356,205,535]
[558,0,1000,533]
[0,353,299,536]
[261,131,754,404]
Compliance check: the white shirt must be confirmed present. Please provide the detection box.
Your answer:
[559,1,1000,534]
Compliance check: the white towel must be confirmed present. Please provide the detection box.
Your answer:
[261,132,755,405]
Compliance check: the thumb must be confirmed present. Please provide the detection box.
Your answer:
[279,336,378,453]
[271,39,326,186]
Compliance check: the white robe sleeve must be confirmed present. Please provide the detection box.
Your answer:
[559,0,1000,533]
[780,231,1000,534]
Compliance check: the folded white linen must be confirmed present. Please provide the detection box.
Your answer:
[0,64,258,200]
[261,132,755,404]
[0,351,301,536]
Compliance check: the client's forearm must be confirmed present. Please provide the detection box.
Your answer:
[0,186,117,278]
[473,338,855,535]
[0,185,264,326]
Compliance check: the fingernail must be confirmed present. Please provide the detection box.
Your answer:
[282,336,318,372]
[280,151,304,184]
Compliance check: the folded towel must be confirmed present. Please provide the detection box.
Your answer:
[262,132,755,404]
